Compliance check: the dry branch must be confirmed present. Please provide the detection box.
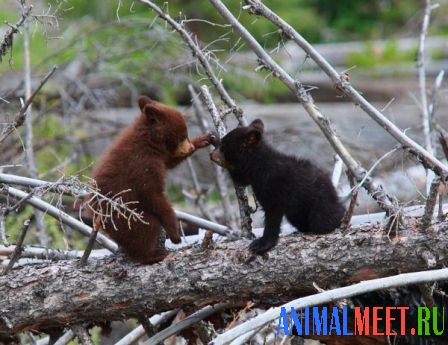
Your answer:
[0,66,57,144]
[115,310,179,345]
[200,85,253,237]
[1,218,448,334]
[0,245,107,261]
[139,0,244,124]
[1,218,31,275]
[420,177,441,230]
[139,0,253,235]
[242,0,448,179]
[2,185,118,253]
[0,5,33,62]
[188,85,237,229]
[211,267,448,344]
[144,303,232,345]
[418,0,436,156]
[209,0,399,217]
[0,173,233,237]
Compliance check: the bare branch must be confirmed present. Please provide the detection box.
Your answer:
[22,3,48,247]
[143,303,232,345]
[429,70,445,119]
[1,185,118,253]
[114,310,179,345]
[201,85,253,237]
[200,85,227,139]
[420,177,441,230]
[340,173,357,230]
[242,0,448,179]
[0,245,108,261]
[188,84,237,229]
[210,267,448,344]
[137,316,156,338]
[3,218,448,334]
[0,5,33,61]
[139,0,245,124]
[140,0,254,235]
[78,228,98,267]
[185,158,217,223]
[0,66,57,144]
[209,0,399,217]
[331,155,343,188]
[0,173,233,237]
[1,218,31,275]
[417,0,437,193]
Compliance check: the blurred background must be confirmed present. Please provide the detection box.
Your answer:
[1,1,448,344]
[1,0,448,259]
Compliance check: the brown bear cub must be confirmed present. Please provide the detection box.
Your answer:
[90,96,212,264]
[210,119,345,255]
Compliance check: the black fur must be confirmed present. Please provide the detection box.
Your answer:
[210,119,345,255]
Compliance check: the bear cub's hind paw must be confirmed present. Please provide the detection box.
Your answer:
[248,238,276,255]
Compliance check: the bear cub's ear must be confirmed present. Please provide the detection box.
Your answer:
[246,119,264,146]
[138,96,164,124]
[250,119,264,134]
[138,96,153,111]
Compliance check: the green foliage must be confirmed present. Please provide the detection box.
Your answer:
[309,0,421,40]
[346,40,417,68]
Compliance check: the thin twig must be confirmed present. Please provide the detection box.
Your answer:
[210,267,448,344]
[242,0,448,179]
[185,158,217,222]
[21,2,48,246]
[331,154,343,188]
[209,0,400,218]
[438,188,445,221]
[143,303,231,345]
[139,0,253,234]
[340,173,357,230]
[35,330,75,345]
[417,0,437,194]
[2,185,118,253]
[0,173,233,237]
[139,0,245,124]
[78,228,98,267]
[137,316,156,338]
[429,70,445,119]
[0,245,108,261]
[0,205,8,246]
[2,218,32,275]
[189,84,237,228]
[52,330,75,345]
[420,177,441,230]
[114,310,179,345]
[0,5,33,61]
[201,85,253,237]
[0,66,57,144]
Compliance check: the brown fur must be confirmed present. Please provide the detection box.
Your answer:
[89,96,211,264]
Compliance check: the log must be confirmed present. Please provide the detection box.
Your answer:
[1,218,447,335]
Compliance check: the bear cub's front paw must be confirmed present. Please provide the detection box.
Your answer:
[248,238,275,255]
[169,233,182,244]
[193,133,214,149]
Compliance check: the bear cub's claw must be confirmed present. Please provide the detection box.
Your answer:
[209,132,220,147]
[193,132,214,149]
[248,238,275,255]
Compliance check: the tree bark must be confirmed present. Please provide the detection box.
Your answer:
[1,218,448,335]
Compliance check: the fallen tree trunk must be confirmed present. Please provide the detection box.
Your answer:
[1,218,447,335]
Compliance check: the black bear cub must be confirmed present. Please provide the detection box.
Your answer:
[210,119,345,255]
